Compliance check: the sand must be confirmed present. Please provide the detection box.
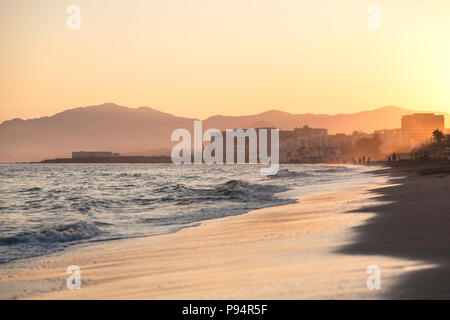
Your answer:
[341,161,450,299]
[1,162,449,299]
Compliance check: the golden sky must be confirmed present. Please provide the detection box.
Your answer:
[1,0,450,123]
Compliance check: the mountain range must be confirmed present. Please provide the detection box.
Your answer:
[1,103,448,162]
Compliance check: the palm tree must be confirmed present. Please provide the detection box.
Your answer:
[432,129,445,157]
[433,129,445,144]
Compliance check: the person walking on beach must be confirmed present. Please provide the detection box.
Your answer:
[388,155,391,162]
[392,153,397,162]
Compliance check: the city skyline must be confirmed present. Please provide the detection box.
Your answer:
[1,101,447,163]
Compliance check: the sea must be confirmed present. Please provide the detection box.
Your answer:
[0,163,386,264]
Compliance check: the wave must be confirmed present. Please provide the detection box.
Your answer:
[18,187,42,193]
[268,169,311,179]
[311,166,353,174]
[157,179,288,205]
[141,179,293,227]
[0,221,101,245]
[211,179,287,202]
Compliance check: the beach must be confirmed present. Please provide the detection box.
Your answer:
[1,163,450,299]
[341,161,450,299]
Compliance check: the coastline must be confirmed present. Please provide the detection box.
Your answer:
[0,168,420,300]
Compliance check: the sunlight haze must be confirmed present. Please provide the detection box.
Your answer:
[1,0,450,122]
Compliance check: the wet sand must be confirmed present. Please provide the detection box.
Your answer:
[341,161,450,299]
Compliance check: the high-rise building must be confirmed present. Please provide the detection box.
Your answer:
[401,113,445,147]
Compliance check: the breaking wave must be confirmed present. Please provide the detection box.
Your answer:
[0,221,101,245]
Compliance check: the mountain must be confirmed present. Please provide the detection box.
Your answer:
[203,106,421,132]
[0,103,197,162]
[1,103,448,162]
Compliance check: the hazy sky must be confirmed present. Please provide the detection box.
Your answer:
[1,0,450,122]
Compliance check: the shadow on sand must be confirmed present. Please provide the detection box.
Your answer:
[338,161,450,299]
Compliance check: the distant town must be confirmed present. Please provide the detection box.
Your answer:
[41,113,449,164]
[278,113,448,163]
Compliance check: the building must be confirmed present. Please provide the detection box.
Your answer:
[442,147,450,160]
[328,134,352,147]
[401,113,445,147]
[217,127,276,163]
[374,129,402,155]
[72,151,120,158]
[293,125,328,137]
[350,131,372,145]
[279,125,332,162]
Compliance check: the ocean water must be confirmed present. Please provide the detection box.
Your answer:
[0,163,385,263]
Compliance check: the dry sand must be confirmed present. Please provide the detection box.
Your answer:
[1,168,440,299]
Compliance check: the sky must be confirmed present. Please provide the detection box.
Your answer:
[1,0,450,123]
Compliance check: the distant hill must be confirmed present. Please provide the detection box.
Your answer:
[0,103,197,162]
[0,103,448,162]
[203,106,435,132]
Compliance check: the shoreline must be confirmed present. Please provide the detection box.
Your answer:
[2,162,449,299]
[0,165,381,264]
[0,171,420,299]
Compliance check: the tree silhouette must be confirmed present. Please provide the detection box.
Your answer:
[432,129,445,144]
[432,129,445,156]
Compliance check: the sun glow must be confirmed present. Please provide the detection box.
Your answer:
[1,0,450,121]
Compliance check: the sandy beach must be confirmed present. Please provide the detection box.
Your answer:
[341,161,450,299]
[1,163,450,299]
